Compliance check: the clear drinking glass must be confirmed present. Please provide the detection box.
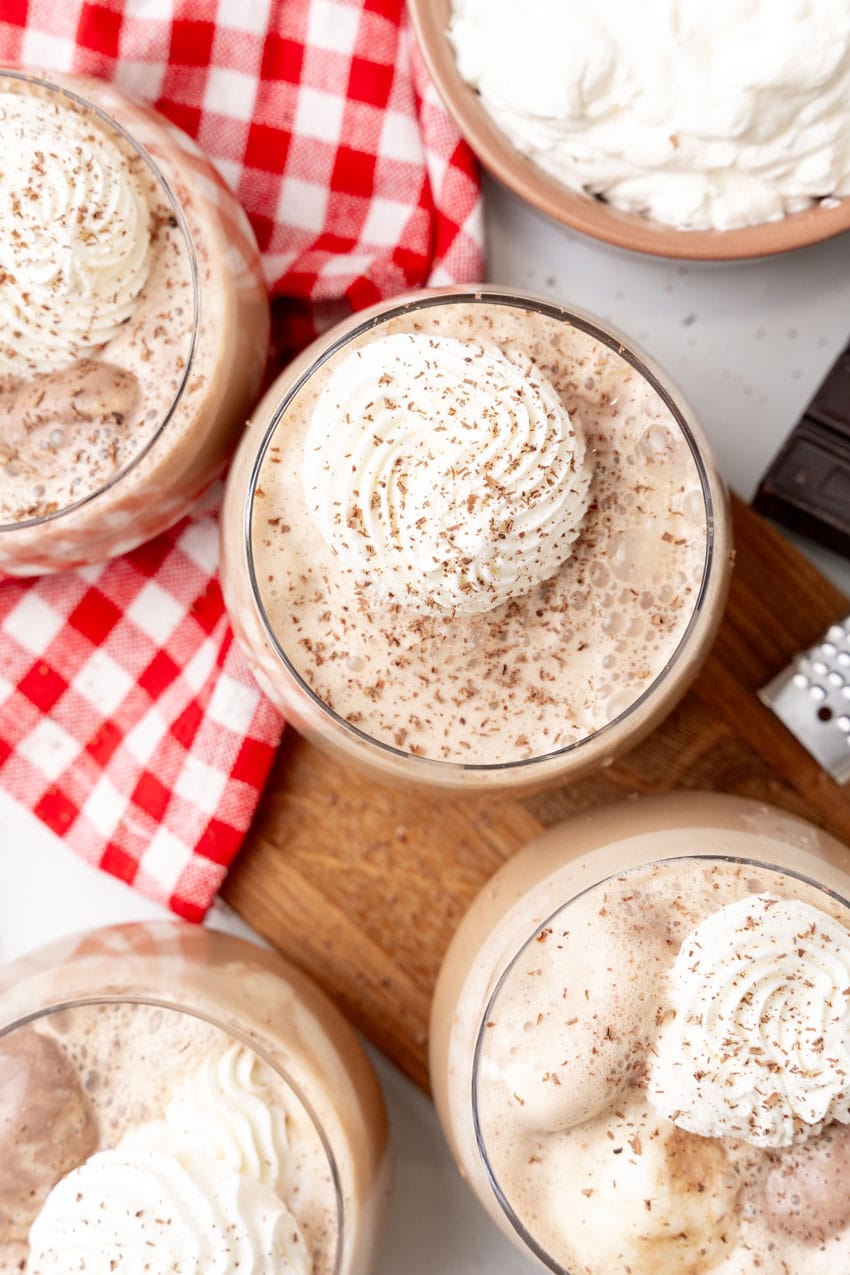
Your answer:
[430,792,850,1273]
[221,287,731,791]
[0,70,270,574]
[0,922,389,1274]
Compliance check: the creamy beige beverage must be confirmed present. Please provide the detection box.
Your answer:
[430,793,850,1274]
[220,289,730,790]
[0,924,389,1275]
[0,70,270,574]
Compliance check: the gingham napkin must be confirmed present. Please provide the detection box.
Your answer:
[0,0,484,921]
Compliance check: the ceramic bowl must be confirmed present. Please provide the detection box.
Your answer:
[409,0,850,260]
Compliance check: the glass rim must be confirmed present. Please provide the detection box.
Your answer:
[0,68,200,532]
[468,849,850,1273]
[0,992,346,1275]
[244,286,722,775]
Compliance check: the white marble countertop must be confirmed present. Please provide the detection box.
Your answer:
[2,179,850,1274]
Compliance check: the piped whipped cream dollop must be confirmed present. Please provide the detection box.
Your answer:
[448,0,850,230]
[302,331,592,615]
[0,90,151,377]
[122,1040,291,1192]
[26,1150,311,1275]
[648,894,850,1148]
[25,1045,311,1274]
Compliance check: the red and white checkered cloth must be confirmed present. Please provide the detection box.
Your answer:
[0,0,484,921]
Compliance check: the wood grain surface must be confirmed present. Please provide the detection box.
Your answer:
[223,495,850,1091]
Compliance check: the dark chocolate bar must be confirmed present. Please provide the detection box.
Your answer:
[754,343,850,557]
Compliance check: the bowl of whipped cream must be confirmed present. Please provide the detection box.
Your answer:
[410,0,850,258]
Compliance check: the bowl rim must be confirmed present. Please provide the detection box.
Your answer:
[408,0,850,262]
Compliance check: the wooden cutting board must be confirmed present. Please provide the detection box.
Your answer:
[223,495,850,1091]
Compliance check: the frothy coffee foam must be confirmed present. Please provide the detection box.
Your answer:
[0,1003,338,1275]
[253,301,708,764]
[476,860,850,1274]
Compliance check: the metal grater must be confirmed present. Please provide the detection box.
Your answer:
[759,615,850,784]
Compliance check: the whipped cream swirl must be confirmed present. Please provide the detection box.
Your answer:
[124,1042,290,1192]
[648,894,850,1147]
[302,331,592,615]
[26,1150,311,1275]
[26,1046,311,1274]
[0,90,151,377]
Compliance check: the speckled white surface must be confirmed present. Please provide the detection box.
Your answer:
[2,180,850,1274]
